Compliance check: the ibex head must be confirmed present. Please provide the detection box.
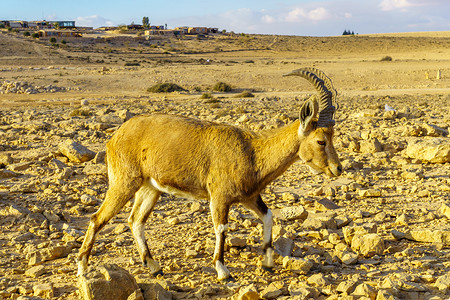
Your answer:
[284,68,342,177]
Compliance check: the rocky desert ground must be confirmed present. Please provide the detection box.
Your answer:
[0,30,449,300]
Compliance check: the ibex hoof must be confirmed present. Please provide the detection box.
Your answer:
[261,265,274,273]
[218,275,236,283]
[152,269,164,277]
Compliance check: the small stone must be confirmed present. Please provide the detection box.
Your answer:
[190,202,204,213]
[404,138,450,163]
[360,138,382,153]
[185,249,198,258]
[273,236,294,257]
[25,265,47,278]
[352,283,376,299]
[307,273,329,287]
[336,280,358,294]
[33,283,54,298]
[227,237,246,248]
[167,217,180,225]
[272,205,308,221]
[341,251,359,265]
[315,198,339,210]
[282,256,313,274]
[395,213,409,226]
[138,282,172,300]
[281,192,297,202]
[80,194,98,206]
[351,233,385,258]
[59,139,95,163]
[439,202,450,219]
[78,264,139,300]
[357,189,382,197]
[237,114,250,123]
[435,273,450,292]
[238,284,259,300]
[260,281,286,299]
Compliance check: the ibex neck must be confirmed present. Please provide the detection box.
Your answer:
[253,120,301,187]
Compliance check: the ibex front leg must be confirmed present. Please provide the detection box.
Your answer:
[210,199,231,281]
[243,195,274,271]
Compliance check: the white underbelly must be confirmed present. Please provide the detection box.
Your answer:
[150,178,205,200]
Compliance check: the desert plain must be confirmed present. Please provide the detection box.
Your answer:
[0,29,449,299]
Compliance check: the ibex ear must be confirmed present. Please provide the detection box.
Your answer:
[299,98,318,135]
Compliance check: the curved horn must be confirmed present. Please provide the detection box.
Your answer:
[283,68,336,127]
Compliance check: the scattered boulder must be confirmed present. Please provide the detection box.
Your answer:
[59,139,96,163]
[260,281,286,299]
[272,205,308,221]
[78,264,139,300]
[282,256,313,274]
[404,138,450,163]
[392,229,450,245]
[138,282,173,300]
[351,233,385,257]
[33,283,54,298]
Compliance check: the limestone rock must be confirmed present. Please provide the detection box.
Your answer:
[360,138,382,153]
[439,202,450,219]
[33,283,54,298]
[274,236,294,257]
[78,264,139,300]
[260,281,286,299]
[302,212,337,230]
[282,256,313,274]
[237,284,259,300]
[139,282,173,300]
[351,233,384,257]
[341,251,359,265]
[0,168,20,178]
[306,273,329,287]
[59,139,96,163]
[25,265,47,278]
[391,229,450,245]
[272,205,308,221]
[404,138,450,163]
[336,280,358,294]
[352,283,377,300]
[434,273,450,292]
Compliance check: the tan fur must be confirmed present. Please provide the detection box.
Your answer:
[77,70,342,281]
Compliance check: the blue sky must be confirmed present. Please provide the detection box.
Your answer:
[1,0,449,36]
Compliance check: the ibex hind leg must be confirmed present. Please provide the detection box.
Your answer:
[128,183,162,275]
[77,179,142,276]
[243,195,274,271]
[210,199,232,281]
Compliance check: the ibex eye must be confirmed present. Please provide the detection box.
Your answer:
[318,141,326,146]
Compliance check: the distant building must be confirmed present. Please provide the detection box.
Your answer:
[188,27,208,34]
[0,20,76,29]
[38,30,81,38]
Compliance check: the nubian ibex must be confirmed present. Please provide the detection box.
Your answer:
[77,67,342,281]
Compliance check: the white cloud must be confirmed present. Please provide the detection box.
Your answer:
[285,7,330,22]
[379,0,415,11]
[261,14,275,24]
[308,7,330,21]
[285,8,306,22]
[75,15,114,28]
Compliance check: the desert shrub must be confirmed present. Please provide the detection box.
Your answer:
[213,82,232,92]
[147,83,186,93]
[23,31,30,37]
[61,40,67,44]
[32,33,39,39]
[381,56,393,61]
[200,92,213,99]
[235,91,254,98]
[50,37,57,43]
